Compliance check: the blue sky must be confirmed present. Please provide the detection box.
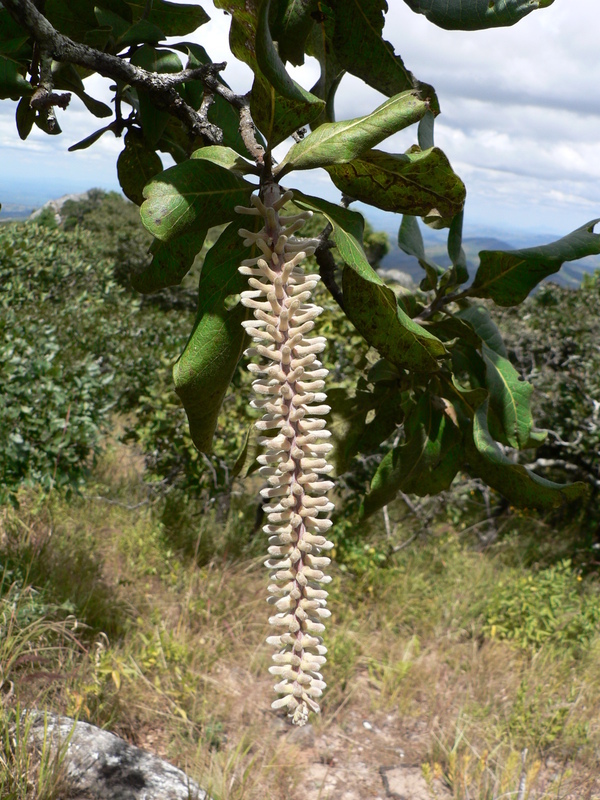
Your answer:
[1,0,599,239]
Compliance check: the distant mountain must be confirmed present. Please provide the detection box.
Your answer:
[365,210,600,289]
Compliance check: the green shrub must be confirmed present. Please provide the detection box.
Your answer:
[483,559,600,651]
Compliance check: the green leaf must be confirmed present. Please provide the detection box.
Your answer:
[140,159,254,242]
[418,110,435,149]
[402,0,554,30]
[361,394,461,517]
[191,145,259,175]
[294,191,446,371]
[214,0,321,146]
[0,10,30,56]
[0,57,30,99]
[94,6,131,41]
[213,0,260,70]
[45,0,99,42]
[305,12,344,124]
[126,0,210,36]
[422,315,481,349]
[326,146,465,218]
[117,19,167,48]
[15,97,35,140]
[293,191,375,272]
[465,401,587,509]
[481,344,542,449]
[134,229,207,294]
[68,124,114,151]
[322,0,439,110]
[173,215,261,452]
[328,383,403,475]
[270,0,317,66]
[470,220,600,306]
[250,73,324,148]
[256,0,324,110]
[231,425,260,478]
[455,304,507,356]
[53,63,112,118]
[343,268,445,373]
[117,131,164,206]
[276,90,429,174]
[398,214,443,289]
[447,209,469,284]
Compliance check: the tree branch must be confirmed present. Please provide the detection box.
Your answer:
[2,0,241,144]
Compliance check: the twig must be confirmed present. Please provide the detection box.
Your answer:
[238,97,265,164]
[516,748,528,800]
[388,530,421,555]
[382,505,392,540]
[87,496,151,510]
[29,46,71,130]
[2,0,239,144]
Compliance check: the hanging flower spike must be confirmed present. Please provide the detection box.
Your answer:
[235,187,335,727]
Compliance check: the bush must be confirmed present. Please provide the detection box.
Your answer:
[0,214,188,500]
[483,559,600,651]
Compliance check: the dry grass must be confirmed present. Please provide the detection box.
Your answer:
[2,444,600,799]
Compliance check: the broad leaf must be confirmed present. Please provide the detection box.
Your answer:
[15,97,35,140]
[447,209,469,284]
[276,90,429,174]
[173,215,260,452]
[0,58,30,99]
[117,131,163,206]
[293,191,372,270]
[133,229,207,294]
[327,146,465,218]
[191,145,258,175]
[305,12,344,124]
[250,72,325,148]
[293,192,446,372]
[470,220,600,306]
[126,0,209,35]
[422,316,481,349]
[402,0,554,30]
[328,383,403,475]
[398,214,443,289]
[455,304,507,356]
[361,394,461,517]
[140,159,254,242]
[213,0,260,70]
[270,0,317,66]
[45,0,99,42]
[0,10,30,56]
[343,269,446,373]
[69,124,114,151]
[214,0,322,146]
[323,0,439,110]
[466,402,587,509]
[481,344,542,449]
[53,63,112,118]
[256,0,324,110]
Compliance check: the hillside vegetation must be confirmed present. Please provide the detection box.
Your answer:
[1,192,600,799]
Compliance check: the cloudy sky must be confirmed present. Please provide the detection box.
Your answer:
[1,0,599,239]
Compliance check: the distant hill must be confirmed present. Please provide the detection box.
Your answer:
[379,229,600,289]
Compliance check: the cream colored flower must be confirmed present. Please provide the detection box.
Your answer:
[236,188,334,726]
